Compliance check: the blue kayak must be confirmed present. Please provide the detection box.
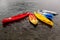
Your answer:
[38,10,54,20]
[43,12,54,20]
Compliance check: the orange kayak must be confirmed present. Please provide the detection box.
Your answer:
[29,12,38,25]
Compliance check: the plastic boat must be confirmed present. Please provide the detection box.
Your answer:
[38,10,58,16]
[2,12,29,24]
[29,12,38,25]
[34,11,54,26]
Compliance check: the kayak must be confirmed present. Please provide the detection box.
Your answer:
[2,12,29,24]
[29,12,38,25]
[38,10,54,20]
[38,10,58,16]
[43,12,54,20]
[34,11,54,26]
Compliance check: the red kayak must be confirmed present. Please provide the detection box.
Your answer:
[2,12,29,24]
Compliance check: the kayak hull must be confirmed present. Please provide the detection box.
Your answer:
[34,11,54,26]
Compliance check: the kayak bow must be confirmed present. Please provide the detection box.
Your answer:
[2,12,29,24]
[34,11,54,26]
[29,12,38,25]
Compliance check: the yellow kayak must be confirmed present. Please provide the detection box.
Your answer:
[29,13,38,25]
[34,11,54,26]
